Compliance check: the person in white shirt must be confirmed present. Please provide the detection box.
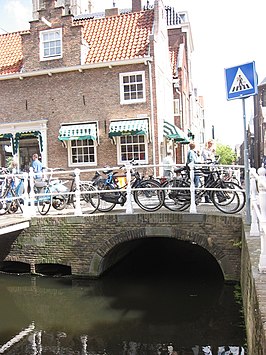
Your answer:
[162,151,174,177]
[202,139,216,162]
[202,140,216,202]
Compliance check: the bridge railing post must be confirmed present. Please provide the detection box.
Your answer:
[28,167,36,216]
[250,168,260,236]
[188,162,197,213]
[257,167,266,272]
[22,172,32,218]
[125,163,133,214]
[74,168,82,216]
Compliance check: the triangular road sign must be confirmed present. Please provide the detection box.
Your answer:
[229,68,253,94]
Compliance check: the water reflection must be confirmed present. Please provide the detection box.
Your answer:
[0,239,246,354]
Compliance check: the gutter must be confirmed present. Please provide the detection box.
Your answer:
[0,57,153,81]
[147,59,156,176]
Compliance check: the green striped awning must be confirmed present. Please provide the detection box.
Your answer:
[109,119,148,137]
[163,120,190,144]
[58,123,97,141]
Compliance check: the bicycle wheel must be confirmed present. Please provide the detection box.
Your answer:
[52,195,67,210]
[163,179,190,212]
[36,186,52,215]
[79,183,100,214]
[211,181,245,214]
[1,188,23,214]
[93,181,117,212]
[133,179,164,212]
[0,200,8,215]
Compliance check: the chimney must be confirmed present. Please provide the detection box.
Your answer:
[69,0,82,16]
[88,1,93,13]
[105,8,119,17]
[132,0,142,12]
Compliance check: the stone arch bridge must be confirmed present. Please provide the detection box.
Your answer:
[0,212,243,281]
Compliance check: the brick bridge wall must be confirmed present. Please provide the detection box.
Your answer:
[1,212,243,281]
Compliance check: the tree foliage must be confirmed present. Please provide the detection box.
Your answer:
[216,143,236,165]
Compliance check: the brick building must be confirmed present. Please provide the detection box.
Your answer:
[0,0,199,174]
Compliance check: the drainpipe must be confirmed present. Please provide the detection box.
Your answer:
[147,59,156,177]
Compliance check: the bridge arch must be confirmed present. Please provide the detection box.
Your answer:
[89,226,235,280]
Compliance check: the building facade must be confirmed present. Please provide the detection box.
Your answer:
[0,0,201,173]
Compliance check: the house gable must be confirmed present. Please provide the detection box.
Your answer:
[0,1,154,77]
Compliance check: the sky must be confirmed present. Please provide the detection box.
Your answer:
[0,0,265,147]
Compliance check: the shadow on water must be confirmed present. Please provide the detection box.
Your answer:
[0,238,247,354]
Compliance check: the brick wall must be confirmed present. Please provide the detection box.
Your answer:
[2,213,242,280]
[0,63,153,170]
[241,232,266,354]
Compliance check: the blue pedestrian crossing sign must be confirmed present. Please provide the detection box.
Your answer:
[225,61,258,100]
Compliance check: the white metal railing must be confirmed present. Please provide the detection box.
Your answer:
[250,166,266,273]
[0,163,245,218]
[0,322,35,353]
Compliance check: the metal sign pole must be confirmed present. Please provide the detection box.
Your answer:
[242,97,251,225]
[225,61,257,225]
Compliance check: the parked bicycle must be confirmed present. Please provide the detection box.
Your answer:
[0,167,53,216]
[162,162,246,214]
[0,168,24,215]
[50,170,100,214]
[92,162,164,212]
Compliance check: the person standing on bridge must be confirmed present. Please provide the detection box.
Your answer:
[201,139,216,203]
[202,139,216,163]
[32,153,43,180]
[162,151,174,178]
[186,141,201,188]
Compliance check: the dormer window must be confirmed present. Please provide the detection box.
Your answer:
[40,28,62,61]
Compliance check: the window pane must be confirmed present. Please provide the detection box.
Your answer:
[133,136,138,143]
[124,85,130,93]
[124,93,130,100]
[131,84,136,92]
[140,144,145,151]
[84,155,89,163]
[48,32,55,40]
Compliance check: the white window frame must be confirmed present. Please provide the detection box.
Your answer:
[40,28,62,61]
[119,71,146,105]
[174,98,180,115]
[117,134,148,165]
[67,139,97,167]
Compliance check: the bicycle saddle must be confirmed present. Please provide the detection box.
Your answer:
[34,181,48,188]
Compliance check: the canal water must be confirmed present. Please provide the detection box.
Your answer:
[0,239,247,354]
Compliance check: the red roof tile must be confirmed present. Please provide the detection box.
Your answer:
[0,32,24,75]
[78,10,154,64]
